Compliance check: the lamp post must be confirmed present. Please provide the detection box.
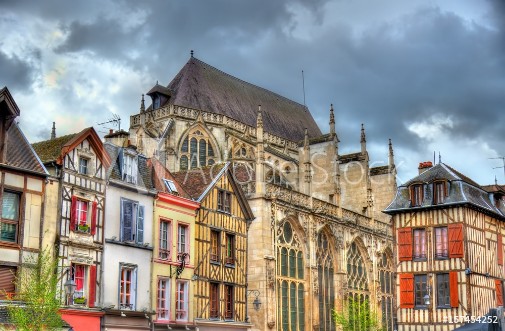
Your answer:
[64,278,76,305]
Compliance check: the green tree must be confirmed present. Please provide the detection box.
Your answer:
[2,247,64,331]
[333,297,380,331]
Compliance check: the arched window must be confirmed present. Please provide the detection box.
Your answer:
[277,221,305,331]
[179,129,216,170]
[378,251,394,331]
[346,242,370,331]
[317,232,335,331]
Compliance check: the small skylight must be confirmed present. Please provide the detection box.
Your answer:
[163,179,178,194]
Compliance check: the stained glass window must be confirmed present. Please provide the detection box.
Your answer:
[317,232,335,331]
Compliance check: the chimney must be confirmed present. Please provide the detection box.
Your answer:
[418,161,433,174]
[104,129,130,147]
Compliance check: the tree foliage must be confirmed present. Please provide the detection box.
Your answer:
[333,297,380,331]
[3,247,64,331]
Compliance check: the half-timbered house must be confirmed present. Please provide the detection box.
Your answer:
[171,162,254,331]
[101,131,156,330]
[384,162,505,331]
[0,87,48,304]
[32,126,111,331]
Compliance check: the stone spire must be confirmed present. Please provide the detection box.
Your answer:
[302,128,312,195]
[255,105,265,195]
[388,138,395,168]
[303,128,309,151]
[329,104,335,136]
[50,122,56,140]
[140,94,145,113]
[360,123,367,154]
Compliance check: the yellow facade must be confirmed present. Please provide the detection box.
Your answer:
[151,192,199,330]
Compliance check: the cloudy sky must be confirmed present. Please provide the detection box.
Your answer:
[1,0,504,185]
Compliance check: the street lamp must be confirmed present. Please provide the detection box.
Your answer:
[64,278,76,305]
[247,290,262,311]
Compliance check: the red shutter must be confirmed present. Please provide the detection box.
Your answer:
[498,234,503,266]
[70,196,77,230]
[448,223,464,258]
[89,265,97,308]
[496,280,503,307]
[449,271,459,308]
[399,273,414,308]
[397,228,413,261]
[91,201,98,235]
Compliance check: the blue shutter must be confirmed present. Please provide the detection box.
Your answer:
[137,205,144,244]
[118,149,124,179]
[121,199,133,241]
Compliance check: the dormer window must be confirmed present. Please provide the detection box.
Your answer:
[153,95,161,110]
[79,157,88,175]
[163,179,178,195]
[123,153,137,184]
[410,184,423,207]
[433,181,447,205]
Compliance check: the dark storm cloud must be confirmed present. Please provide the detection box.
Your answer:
[0,50,33,90]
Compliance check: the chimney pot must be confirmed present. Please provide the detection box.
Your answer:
[418,161,433,174]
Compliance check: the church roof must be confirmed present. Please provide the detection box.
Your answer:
[153,56,322,142]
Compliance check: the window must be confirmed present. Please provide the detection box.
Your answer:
[224,285,233,320]
[225,233,235,266]
[71,264,86,304]
[413,229,426,260]
[433,181,446,204]
[179,129,216,170]
[210,282,219,318]
[434,227,448,259]
[70,196,98,234]
[120,198,144,244]
[217,190,231,213]
[177,224,189,263]
[176,281,189,321]
[79,157,88,175]
[159,220,171,260]
[317,232,335,331]
[210,230,220,262]
[410,184,423,207]
[1,191,20,243]
[436,274,450,307]
[379,253,394,331]
[122,153,137,184]
[157,278,170,320]
[414,274,428,308]
[119,264,137,310]
[163,179,178,194]
[0,266,17,299]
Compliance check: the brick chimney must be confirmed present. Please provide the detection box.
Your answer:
[418,161,433,174]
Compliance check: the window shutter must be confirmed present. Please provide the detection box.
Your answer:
[448,223,464,258]
[397,228,413,261]
[449,271,459,308]
[118,149,124,178]
[89,265,96,308]
[70,196,77,230]
[496,280,503,307]
[498,234,503,266]
[137,205,144,244]
[399,273,414,308]
[91,201,98,235]
[121,200,133,241]
[0,266,16,299]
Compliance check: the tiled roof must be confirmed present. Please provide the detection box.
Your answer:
[384,163,505,219]
[171,163,226,200]
[4,123,47,175]
[104,142,154,190]
[150,57,322,142]
[147,84,172,96]
[31,133,80,163]
[149,158,190,199]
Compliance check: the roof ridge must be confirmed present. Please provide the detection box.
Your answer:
[190,57,308,110]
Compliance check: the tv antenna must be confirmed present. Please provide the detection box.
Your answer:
[489,156,505,181]
[97,114,121,131]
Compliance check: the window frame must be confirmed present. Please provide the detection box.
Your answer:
[434,227,448,259]
[71,263,87,305]
[224,284,234,320]
[209,282,220,319]
[410,184,424,207]
[159,219,172,260]
[217,190,232,214]
[225,233,235,266]
[120,198,144,244]
[433,181,447,205]
[119,264,137,310]
[414,274,428,309]
[210,229,220,263]
[436,273,451,308]
[122,153,137,184]
[157,277,170,321]
[78,157,89,175]
[179,129,216,170]
[175,280,189,321]
[413,228,427,260]
[1,190,21,244]
[177,223,190,263]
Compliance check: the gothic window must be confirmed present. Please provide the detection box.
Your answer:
[277,221,305,331]
[179,129,216,170]
[317,232,335,331]
[346,242,370,331]
[378,252,394,331]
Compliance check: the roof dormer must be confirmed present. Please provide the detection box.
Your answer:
[146,83,172,110]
